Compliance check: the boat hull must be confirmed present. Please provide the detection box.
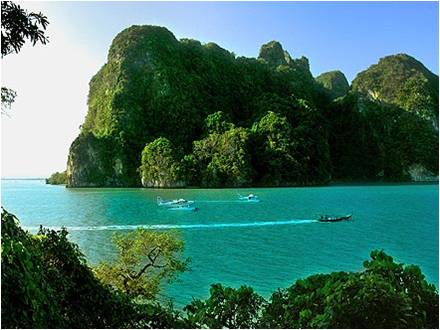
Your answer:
[318,214,352,223]
[168,206,198,212]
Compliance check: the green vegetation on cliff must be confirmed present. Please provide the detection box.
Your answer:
[46,170,67,185]
[325,93,438,181]
[139,137,184,188]
[3,209,438,328]
[316,70,349,99]
[352,53,439,124]
[67,25,438,187]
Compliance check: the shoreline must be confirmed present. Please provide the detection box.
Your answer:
[2,178,438,188]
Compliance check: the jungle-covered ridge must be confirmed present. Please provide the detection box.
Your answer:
[63,25,439,188]
[2,208,439,329]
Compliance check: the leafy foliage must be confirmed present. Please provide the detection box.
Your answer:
[1,1,49,115]
[94,228,189,300]
[325,93,438,181]
[1,208,139,328]
[184,284,265,328]
[139,137,183,187]
[204,110,234,134]
[259,250,439,329]
[182,250,438,329]
[351,53,439,124]
[1,86,17,114]
[46,170,67,185]
[192,127,253,187]
[315,70,349,99]
[1,1,49,57]
[251,111,300,184]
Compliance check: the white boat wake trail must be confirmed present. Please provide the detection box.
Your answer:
[24,219,317,232]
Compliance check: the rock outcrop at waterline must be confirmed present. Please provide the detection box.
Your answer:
[66,25,438,187]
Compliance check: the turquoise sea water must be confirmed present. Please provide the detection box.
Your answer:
[1,179,438,306]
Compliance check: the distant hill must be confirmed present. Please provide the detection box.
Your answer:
[65,25,438,187]
[316,70,349,100]
[351,54,439,126]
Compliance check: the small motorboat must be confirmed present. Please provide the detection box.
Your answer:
[157,196,194,207]
[318,214,352,223]
[238,193,260,202]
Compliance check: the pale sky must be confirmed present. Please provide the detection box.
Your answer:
[2,2,101,178]
[1,1,438,178]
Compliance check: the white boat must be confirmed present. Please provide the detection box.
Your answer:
[157,196,194,207]
[237,193,260,202]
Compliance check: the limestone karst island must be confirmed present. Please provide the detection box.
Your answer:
[65,25,438,188]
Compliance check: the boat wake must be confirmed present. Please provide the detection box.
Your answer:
[197,199,263,204]
[23,219,317,232]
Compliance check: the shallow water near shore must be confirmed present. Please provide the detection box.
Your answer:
[1,179,438,306]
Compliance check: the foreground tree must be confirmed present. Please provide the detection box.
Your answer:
[185,284,264,328]
[1,1,49,57]
[94,229,189,300]
[1,1,49,113]
[1,209,139,328]
[1,86,16,114]
[259,250,439,329]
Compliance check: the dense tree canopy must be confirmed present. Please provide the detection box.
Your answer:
[184,284,264,328]
[1,209,139,328]
[139,137,184,187]
[67,26,329,187]
[204,110,234,134]
[184,251,439,329]
[251,111,299,184]
[192,127,253,187]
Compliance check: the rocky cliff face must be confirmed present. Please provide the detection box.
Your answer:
[258,41,291,67]
[407,164,438,182]
[67,134,118,187]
